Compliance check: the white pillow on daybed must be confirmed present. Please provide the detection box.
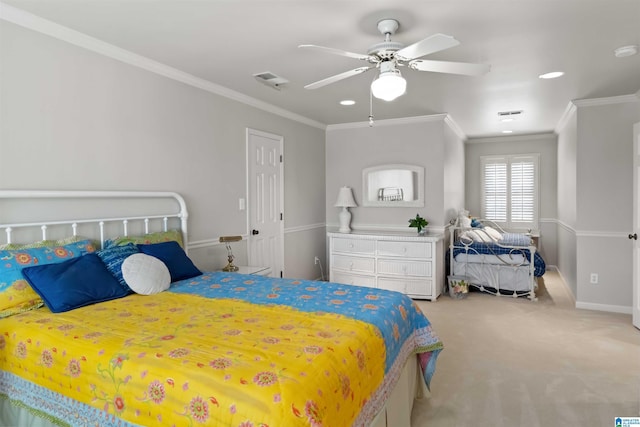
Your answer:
[121,253,171,295]
[461,227,501,243]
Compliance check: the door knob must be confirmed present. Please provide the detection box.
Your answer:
[252,229,260,235]
[629,233,637,240]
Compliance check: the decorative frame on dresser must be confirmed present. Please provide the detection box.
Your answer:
[328,230,445,301]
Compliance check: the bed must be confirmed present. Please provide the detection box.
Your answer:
[0,190,443,427]
[448,218,546,300]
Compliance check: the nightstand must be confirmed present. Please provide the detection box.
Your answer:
[226,266,272,276]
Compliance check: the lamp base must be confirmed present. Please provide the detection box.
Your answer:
[222,263,239,272]
[222,255,239,272]
[338,207,352,233]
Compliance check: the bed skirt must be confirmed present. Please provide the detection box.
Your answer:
[1,356,426,427]
[452,258,534,292]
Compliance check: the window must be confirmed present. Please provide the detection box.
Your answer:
[481,154,539,230]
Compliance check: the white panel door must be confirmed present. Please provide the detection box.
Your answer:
[633,122,640,330]
[247,129,283,278]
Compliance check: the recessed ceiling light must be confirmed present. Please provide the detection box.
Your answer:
[539,71,564,79]
[614,45,638,58]
[340,100,356,106]
[502,130,513,134]
[500,118,515,123]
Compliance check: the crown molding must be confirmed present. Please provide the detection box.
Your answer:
[326,113,449,131]
[555,93,639,134]
[572,94,639,108]
[443,115,467,141]
[466,132,556,144]
[0,2,326,131]
[554,101,577,134]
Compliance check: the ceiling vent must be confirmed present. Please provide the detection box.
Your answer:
[497,110,523,117]
[253,71,289,90]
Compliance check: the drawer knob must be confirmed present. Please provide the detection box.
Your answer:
[349,261,354,270]
[349,243,354,248]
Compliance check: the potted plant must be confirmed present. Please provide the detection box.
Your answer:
[408,214,429,234]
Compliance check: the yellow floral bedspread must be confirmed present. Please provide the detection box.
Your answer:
[1,292,386,426]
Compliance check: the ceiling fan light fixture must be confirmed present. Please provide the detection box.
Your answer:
[371,64,406,101]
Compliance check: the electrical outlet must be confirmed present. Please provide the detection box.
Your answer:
[590,273,598,284]
[314,256,320,265]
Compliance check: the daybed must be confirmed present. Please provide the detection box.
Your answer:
[449,218,545,300]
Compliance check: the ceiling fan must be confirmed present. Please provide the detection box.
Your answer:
[299,19,490,101]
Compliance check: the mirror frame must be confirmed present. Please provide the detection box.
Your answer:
[362,164,425,207]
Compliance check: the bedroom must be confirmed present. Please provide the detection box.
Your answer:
[1,0,639,426]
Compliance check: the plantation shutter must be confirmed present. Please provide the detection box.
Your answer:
[482,159,507,222]
[481,154,539,229]
[511,158,535,223]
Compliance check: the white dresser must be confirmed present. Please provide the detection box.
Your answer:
[328,230,444,301]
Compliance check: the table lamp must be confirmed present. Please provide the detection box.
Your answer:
[334,186,357,233]
[219,235,242,271]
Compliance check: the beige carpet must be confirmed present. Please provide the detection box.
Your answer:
[411,271,640,427]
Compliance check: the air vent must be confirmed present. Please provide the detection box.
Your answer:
[253,71,289,90]
[497,110,523,117]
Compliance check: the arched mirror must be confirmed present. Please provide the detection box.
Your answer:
[362,164,424,207]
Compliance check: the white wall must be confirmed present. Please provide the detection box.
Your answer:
[0,20,326,279]
[556,109,578,297]
[325,115,463,231]
[443,121,466,223]
[556,96,640,311]
[573,97,639,311]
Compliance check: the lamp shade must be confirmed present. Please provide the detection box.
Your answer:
[371,65,406,102]
[334,186,357,208]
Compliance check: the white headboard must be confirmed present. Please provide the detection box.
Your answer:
[0,190,188,250]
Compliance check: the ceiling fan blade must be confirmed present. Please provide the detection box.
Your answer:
[409,59,491,76]
[303,67,371,90]
[395,33,460,61]
[298,44,374,62]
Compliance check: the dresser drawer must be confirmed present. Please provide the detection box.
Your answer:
[378,277,433,298]
[331,271,376,288]
[377,240,431,258]
[332,237,375,255]
[332,254,375,274]
[377,259,432,277]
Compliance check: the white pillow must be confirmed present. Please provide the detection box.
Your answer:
[461,229,494,243]
[483,226,503,242]
[121,253,171,295]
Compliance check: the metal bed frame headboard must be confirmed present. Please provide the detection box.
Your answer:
[0,190,189,251]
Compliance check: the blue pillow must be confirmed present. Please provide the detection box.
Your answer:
[21,253,129,313]
[137,241,202,282]
[499,233,532,247]
[470,218,483,228]
[0,239,96,317]
[96,243,139,293]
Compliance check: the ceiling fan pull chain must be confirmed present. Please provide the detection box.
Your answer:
[368,82,374,127]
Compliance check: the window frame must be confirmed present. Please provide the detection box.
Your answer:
[480,153,540,232]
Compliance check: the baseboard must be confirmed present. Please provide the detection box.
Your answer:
[575,301,632,315]
[550,266,577,306]
[551,267,632,314]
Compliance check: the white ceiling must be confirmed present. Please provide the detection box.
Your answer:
[3,0,640,138]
